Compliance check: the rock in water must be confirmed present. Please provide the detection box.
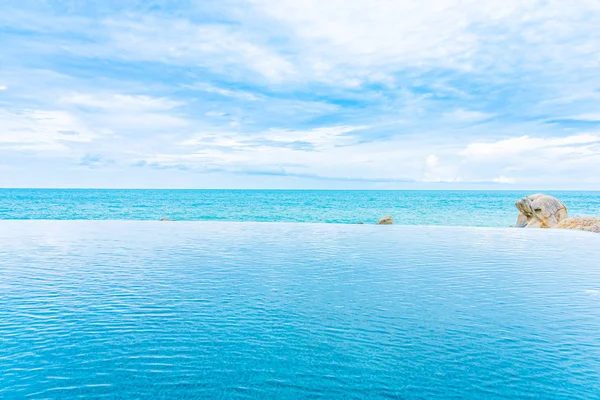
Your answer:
[160,218,171,221]
[377,216,393,225]
[555,217,600,233]
[515,194,568,228]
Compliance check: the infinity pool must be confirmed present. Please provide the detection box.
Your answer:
[1,222,599,399]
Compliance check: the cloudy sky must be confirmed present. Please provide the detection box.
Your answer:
[1,0,600,189]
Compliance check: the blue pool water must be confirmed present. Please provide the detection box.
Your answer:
[1,189,599,226]
[1,221,599,399]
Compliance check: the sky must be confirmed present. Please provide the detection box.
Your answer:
[1,0,600,189]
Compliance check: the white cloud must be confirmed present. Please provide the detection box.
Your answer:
[185,83,261,101]
[492,175,516,184]
[444,109,493,122]
[179,125,365,150]
[2,1,600,188]
[130,129,600,186]
[422,154,461,182]
[61,93,182,112]
[137,125,441,182]
[0,85,7,91]
[0,109,97,151]
[565,113,600,122]
[58,92,189,132]
[5,0,600,90]
[426,154,439,169]
[454,133,600,185]
[252,0,479,68]
[1,11,295,83]
[460,134,600,160]
[205,111,229,118]
[0,90,189,158]
[263,126,363,147]
[248,0,600,84]
[98,17,295,82]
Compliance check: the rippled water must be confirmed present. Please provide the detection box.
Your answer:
[1,222,600,399]
[1,189,600,226]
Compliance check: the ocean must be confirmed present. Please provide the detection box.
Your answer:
[1,221,599,398]
[1,189,599,226]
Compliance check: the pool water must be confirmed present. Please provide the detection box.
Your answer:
[1,221,599,399]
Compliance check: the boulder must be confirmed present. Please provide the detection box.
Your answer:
[515,194,568,228]
[377,216,393,225]
[160,218,171,221]
[555,217,600,233]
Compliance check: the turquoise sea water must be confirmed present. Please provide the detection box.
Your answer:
[1,189,599,226]
[1,221,599,398]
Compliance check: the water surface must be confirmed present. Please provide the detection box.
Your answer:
[1,221,599,398]
[1,189,599,226]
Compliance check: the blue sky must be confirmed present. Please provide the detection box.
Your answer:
[1,0,600,189]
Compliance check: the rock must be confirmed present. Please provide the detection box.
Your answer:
[358,222,364,224]
[377,216,393,225]
[515,194,568,228]
[555,217,600,233]
[160,218,171,221]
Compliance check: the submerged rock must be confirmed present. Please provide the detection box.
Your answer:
[515,194,568,228]
[555,217,600,233]
[377,216,393,225]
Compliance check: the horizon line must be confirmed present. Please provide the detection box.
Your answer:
[1,188,599,192]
